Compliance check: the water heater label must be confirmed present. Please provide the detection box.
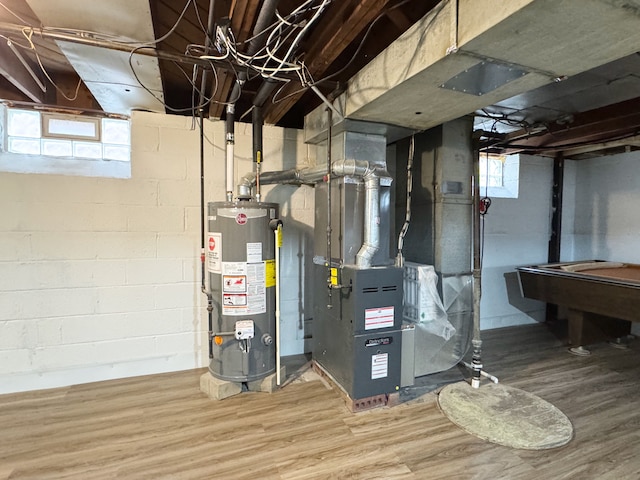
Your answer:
[364,306,395,330]
[246,242,262,263]
[221,262,266,316]
[207,232,222,273]
[223,275,246,292]
[371,353,388,380]
[265,259,276,288]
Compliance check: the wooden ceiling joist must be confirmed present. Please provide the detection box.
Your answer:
[0,40,45,103]
[263,0,393,124]
[208,0,261,118]
[502,97,640,156]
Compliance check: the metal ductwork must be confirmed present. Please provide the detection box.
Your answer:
[305,0,640,134]
[238,155,387,270]
[25,0,164,114]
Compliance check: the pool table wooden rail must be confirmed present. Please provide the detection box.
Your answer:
[517,261,640,348]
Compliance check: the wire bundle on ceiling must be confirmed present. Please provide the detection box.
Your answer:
[195,0,331,89]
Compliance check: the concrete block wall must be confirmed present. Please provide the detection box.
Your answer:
[480,155,553,329]
[0,111,314,394]
[568,151,640,336]
[571,151,640,263]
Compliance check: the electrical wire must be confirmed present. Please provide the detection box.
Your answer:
[313,0,446,87]
[397,134,415,263]
[0,1,33,26]
[478,119,498,269]
[128,46,215,113]
[192,0,213,44]
[18,27,82,101]
[141,0,195,46]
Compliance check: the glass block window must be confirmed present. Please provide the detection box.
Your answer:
[4,108,130,162]
[480,154,505,188]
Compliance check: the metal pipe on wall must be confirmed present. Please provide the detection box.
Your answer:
[238,158,386,269]
[326,108,333,305]
[252,106,264,201]
[225,104,235,202]
[471,139,483,388]
[229,0,280,106]
[356,175,381,268]
[272,222,283,385]
[199,0,216,361]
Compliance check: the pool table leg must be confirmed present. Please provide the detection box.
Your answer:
[567,308,591,355]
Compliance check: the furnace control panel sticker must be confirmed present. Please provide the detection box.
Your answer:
[364,306,394,330]
[221,261,266,316]
[371,353,389,380]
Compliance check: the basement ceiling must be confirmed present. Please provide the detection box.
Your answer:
[0,0,639,159]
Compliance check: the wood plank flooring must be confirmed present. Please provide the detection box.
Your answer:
[1,323,639,479]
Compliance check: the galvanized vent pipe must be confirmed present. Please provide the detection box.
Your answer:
[237,159,386,269]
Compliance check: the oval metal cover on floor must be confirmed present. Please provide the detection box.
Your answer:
[437,382,573,450]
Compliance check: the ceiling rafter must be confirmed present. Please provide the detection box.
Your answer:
[502,97,640,155]
[208,0,262,118]
[262,0,393,125]
[0,40,45,102]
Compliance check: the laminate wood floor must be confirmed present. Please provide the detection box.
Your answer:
[1,323,639,479]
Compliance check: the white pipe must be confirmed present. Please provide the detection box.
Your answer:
[274,225,282,386]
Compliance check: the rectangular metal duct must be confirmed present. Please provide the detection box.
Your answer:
[25,0,164,114]
[306,0,640,133]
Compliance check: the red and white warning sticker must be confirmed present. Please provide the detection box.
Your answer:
[223,294,247,306]
[223,275,246,293]
[364,306,394,330]
[221,262,266,316]
[206,232,222,273]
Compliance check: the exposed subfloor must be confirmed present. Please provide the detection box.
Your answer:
[1,323,639,479]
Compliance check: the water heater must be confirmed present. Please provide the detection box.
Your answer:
[207,201,279,382]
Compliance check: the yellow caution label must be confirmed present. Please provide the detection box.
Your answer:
[276,225,283,248]
[330,267,338,286]
[265,259,276,288]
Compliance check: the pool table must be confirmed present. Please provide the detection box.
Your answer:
[517,261,640,352]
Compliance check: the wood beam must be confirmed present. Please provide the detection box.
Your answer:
[502,97,640,152]
[0,40,45,103]
[386,8,413,32]
[543,135,640,158]
[208,0,261,118]
[51,72,100,110]
[263,0,393,124]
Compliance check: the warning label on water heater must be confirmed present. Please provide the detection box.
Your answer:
[221,261,266,316]
[207,232,222,273]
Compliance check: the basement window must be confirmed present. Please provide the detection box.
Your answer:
[1,105,131,178]
[480,153,519,198]
[6,109,129,161]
